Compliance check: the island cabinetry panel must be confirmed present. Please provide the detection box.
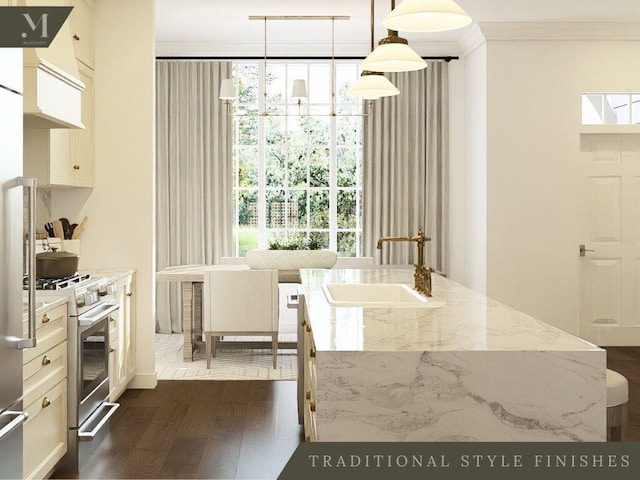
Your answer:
[302,303,317,442]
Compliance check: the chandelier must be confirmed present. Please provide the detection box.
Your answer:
[220,15,373,117]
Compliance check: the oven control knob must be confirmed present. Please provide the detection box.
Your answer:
[76,294,86,307]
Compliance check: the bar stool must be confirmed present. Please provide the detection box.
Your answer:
[606,369,629,441]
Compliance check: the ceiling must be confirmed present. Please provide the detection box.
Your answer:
[155,0,640,57]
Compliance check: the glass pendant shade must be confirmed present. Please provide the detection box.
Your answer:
[291,79,307,99]
[347,72,400,99]
[219,78,236,100]
[361,35,427,72]
[383,0,472,33]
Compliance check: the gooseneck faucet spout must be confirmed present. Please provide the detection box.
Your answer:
[377,227,434,297]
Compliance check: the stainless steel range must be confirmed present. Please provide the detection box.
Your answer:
[29,273,120,473]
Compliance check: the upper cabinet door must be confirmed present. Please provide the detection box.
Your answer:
[72,0,94,69]
[0,48,23,94]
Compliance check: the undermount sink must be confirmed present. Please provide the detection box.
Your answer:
[322,283,446,308]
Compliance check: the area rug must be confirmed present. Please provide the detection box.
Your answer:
[155,333,297,380]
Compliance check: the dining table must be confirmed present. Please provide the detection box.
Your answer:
[155,264,301,361]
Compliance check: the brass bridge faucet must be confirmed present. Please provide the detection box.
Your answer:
[377,227,433,297]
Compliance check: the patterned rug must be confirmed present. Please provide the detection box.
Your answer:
[155,333,297,380]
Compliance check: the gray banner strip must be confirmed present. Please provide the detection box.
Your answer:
[278,442,640,480]
[0,7,72,48]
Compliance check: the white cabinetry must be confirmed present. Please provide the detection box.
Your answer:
[23,0,95,188]
[71,0,94,69]
[109,273,136,402]
[22,302,68,480]
[301,303,317,442]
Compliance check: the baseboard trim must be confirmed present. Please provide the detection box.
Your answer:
[128,372,158,389]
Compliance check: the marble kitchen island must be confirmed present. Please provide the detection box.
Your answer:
[299,267,606,442]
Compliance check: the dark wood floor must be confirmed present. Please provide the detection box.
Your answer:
[52,347,640,480]
[54,380,302,480]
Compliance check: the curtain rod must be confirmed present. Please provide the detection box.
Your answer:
[156,55,459,62]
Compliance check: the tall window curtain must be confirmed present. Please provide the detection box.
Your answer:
[362,62,449,274]
[156,61,233,333]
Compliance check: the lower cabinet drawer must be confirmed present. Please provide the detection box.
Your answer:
[23,304,67,365]
[23,379,68,480]
[23,341,67,403]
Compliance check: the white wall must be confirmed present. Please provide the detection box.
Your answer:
[452,39,487,294]
[484,34,640,334]
[52,0,157,387]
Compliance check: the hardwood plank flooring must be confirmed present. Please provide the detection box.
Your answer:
[52,347,640,479]
[53,381,303,480]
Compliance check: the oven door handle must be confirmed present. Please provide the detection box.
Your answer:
[78,302,120,327]
[77,402,120,439]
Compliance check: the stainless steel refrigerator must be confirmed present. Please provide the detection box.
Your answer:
[0,48,37,479]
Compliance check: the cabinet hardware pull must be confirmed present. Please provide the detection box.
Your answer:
[305,391,311,400]
[305,325,311,333]
[109,346,116,353]
[42,397,51,408]
[310,347,316,358]
[73,165,80,170]
[41,356,51,366]
[109,316,115,322]
[126,292,133,297]
[41,314,49,324]
[73,34,80,40]
[310,402,316,412]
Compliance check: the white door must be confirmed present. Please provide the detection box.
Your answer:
[579,133,640,346]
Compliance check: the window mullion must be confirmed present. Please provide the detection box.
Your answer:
[258,62,267,248]
[329,115,338,252]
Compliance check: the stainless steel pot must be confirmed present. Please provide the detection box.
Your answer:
[36,251,79,279]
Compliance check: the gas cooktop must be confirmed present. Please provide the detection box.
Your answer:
[24,272,91,290]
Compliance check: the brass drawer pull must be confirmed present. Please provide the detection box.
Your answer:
[126,292,133,297]
[42,397,51,408]
[73,165,80,170]
[310,347,316,358]
[41,356,51,366]
[73,34,80,41]
[109,316,115,322]
[310,402,316,412]
[305,391,311,401]
[109,346,116,353]
[41,314,50,324]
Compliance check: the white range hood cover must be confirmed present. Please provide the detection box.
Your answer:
[22,0,85,129]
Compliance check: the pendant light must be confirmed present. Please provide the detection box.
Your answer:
[348,0,400,102]
[383,0,472,33]
[347,71,399,99]
[361,0,426,73]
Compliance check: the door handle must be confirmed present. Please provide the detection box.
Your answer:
[579,244,595,257]
[15,177,37,349]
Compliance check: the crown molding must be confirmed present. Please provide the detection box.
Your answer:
[458,24,486,57]
[478,22,640,41]
[156,40,461,60]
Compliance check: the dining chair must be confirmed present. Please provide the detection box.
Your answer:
[202,269,279,369]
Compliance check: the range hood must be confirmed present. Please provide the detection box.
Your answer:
[23,5,85,129]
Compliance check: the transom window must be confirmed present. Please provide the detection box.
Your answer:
[230,61,364,256]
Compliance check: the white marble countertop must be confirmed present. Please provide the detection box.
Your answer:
[300,267,601,353]
[87,267,135,283]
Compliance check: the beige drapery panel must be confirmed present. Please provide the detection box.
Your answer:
[155,61,233,333]
[362,62,449,274]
